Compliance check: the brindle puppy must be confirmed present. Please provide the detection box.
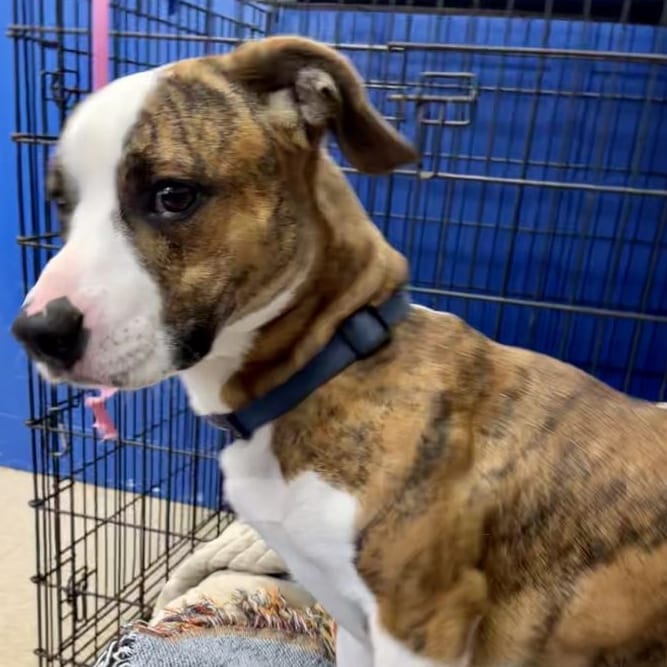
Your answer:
[12,37,667,666]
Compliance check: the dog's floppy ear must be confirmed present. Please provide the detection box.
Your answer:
[222,36,418,174]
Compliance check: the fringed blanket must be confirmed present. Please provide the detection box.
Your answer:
[94,520,337,665]
[95,588,336,666]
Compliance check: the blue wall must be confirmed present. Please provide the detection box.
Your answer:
[2,2,666,509]
[0,1,30,469]
[274,8,667,398]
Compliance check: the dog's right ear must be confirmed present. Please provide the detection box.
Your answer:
[220,36,418,174]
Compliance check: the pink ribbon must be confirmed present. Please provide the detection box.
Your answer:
[91,0,110,90]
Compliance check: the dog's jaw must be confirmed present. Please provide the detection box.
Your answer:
[179,278,305,416]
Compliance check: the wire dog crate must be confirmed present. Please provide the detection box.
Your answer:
[9,0,667,664]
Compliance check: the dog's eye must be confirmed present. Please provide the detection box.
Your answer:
[150,181,199,220]
[54,198,72,217]
[50,191,72,217]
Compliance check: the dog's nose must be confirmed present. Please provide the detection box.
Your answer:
[11,296,88,369]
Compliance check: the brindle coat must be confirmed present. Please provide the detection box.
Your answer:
[49,37,667,666]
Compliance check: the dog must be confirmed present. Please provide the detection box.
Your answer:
[11,36,667,667]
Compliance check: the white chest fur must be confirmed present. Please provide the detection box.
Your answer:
[179,284,376,643]
[220,428,459,667]
[220,425,373,641]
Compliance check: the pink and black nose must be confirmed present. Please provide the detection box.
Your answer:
[12,297,88,369]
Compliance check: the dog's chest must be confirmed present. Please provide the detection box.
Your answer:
[219,425,373,639]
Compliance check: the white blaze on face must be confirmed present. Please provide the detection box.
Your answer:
[24,69,173,388]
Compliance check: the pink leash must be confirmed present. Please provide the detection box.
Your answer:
[91,0,110,90]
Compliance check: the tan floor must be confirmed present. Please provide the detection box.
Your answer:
[0,466,224,667]
[0,467,38,667]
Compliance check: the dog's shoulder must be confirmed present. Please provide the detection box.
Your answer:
[268,302,667,663]
[357,305,667,663]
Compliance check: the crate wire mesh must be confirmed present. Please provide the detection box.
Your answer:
[8,0,667,664]
[10,2,243,665]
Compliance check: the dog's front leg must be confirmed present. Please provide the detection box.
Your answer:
[336,626,373,667]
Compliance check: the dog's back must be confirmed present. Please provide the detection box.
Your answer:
[478,330,667,665]
[342,305,667,666]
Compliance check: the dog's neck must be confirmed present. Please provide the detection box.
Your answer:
[180,153,408,416]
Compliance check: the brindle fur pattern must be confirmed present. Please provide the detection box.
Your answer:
[53,36,667,665]
[274,309,667,666]
[107,38,412,372]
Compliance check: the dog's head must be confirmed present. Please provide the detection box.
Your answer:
[11,36,416,391]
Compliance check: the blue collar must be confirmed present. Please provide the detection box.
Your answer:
[206,291,411,440]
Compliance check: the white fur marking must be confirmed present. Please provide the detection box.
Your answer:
[220,428,373,643]
[182,281,376,643]
[336,625,373,667]
[28,69,172,388]
[220,424,477,665]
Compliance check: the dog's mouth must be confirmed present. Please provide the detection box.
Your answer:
[35,354,172,393]
[32,362,122,440]
[40,366,114,388]
[37,359,126,389]
[38,358,175,441]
